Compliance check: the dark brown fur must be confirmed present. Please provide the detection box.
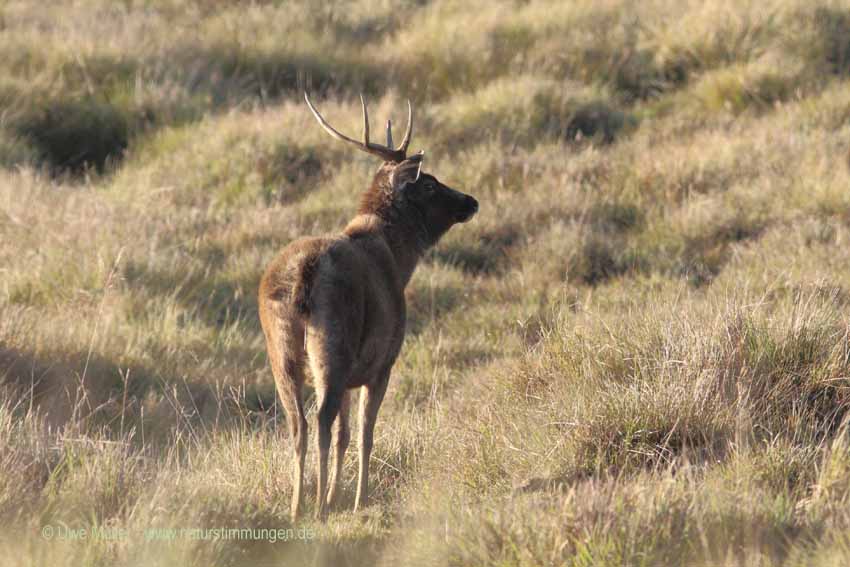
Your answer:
[357,163,395,217]
[259,96,478,521]
[258,152,477,521]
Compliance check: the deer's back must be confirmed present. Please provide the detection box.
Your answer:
[259,231,406,386]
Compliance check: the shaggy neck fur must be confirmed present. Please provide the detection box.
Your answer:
[347,165,433,287]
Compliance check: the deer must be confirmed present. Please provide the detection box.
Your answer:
[258,93,478,520]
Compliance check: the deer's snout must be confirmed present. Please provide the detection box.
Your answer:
[456,195,478,222]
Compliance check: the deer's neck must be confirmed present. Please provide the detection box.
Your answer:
[344,213,427,290]
[383,215,428,287]
[351,170,434,289]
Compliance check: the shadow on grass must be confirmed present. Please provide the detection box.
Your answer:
[0,344,164,430]
[562,102,633,144]
[568,235,648,286]
[206,531,384,567]
[168,43,384,106]
[429,224,521,276]
[404,284,464,337]
[0,342,283,440]
[123,260,261,330]
[810,7,850,76]
[680,219,766,287]
[569,210,765,288]
[3,45,386,175]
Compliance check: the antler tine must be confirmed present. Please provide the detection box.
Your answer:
[360,94,370,146]
[397,100,413,153]
[304,92,362,147]
[304,92,408,162]
[386,119,393,148]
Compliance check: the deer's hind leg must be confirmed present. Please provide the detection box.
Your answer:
[307,326,355,520]
[264,314,308,522]
[355,372,389,512]
[326,390,351,508]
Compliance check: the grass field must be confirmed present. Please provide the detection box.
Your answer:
[2,0,850,565]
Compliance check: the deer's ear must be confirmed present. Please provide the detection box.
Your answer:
[390,151,424,189]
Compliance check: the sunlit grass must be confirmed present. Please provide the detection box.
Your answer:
[2,0,850,565]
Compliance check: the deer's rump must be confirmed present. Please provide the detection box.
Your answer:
[259,236,334,316]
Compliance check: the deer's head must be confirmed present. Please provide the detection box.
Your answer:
[305,93,478,245]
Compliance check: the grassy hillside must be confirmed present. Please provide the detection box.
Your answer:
[2,0,850,565]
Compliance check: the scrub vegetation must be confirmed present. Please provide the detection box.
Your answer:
[2,0,850,565]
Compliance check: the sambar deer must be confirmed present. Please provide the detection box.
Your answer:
[259,93,478,520]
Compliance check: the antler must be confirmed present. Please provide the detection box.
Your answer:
[304,92,413,163]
